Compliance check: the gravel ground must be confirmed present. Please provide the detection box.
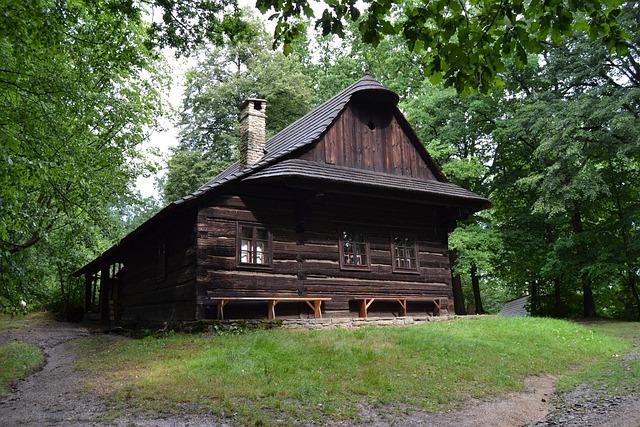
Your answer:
[0,317,221,426]
[532,385,640,427]
[1,317,639,426]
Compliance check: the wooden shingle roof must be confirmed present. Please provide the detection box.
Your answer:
[244,159,489,206]
[175,75,404,205]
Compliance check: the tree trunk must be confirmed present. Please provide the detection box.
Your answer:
[553,277,563,317]
[452,274,466,315]
[57,264,68,316]
[530,280,540,315]
[470,263,484,314]
[570,208,596,318]
[628,270,640,321]
[582,277,596,318]
[449,251,467,315]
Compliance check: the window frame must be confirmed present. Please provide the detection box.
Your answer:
[338,229,371,271]
[236,222,273,269]
[390,234,420,274]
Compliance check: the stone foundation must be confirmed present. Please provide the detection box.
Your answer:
[281,315,455,330]
[173,315,456,333]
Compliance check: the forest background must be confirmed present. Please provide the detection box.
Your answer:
[1,0,638,320]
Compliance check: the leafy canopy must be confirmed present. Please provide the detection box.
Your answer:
[1,0,164,312]
[125,0,629,93]
[256,0,628,93]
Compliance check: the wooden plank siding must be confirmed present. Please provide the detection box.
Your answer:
[299,102,437,180]
[118,211,198,323]
[196,187,453,319]
[76,77,487,325]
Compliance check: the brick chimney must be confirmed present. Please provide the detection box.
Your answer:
[239,98,267,169]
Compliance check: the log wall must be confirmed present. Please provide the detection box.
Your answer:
[196,186,453,319]
[118,211,197,323]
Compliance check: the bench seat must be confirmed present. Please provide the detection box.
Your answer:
[208,297,332,320]
[351,297,449,318]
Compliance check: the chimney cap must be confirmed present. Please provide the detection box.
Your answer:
[241,98,267,109]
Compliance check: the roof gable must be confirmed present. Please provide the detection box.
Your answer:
[297,96,443,180]
[177,75,400,205]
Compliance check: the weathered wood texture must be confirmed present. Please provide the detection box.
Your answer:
[196,186,453,319]
[118,211,197,323]
[299,100,437,180]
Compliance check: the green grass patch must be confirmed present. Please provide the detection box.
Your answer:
[0,341,45,396]
[75,317,628,424]
[557,321,640,395]
[0,312,51,332]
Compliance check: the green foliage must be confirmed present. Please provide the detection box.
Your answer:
[161,13,314,203]
[259,0,627,93]
[76,317,627,423]
[0,341,44,396]
[0,0,166,314]
[489,4,640,317]
[105,1,628,93]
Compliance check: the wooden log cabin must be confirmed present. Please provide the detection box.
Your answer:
[73,76,490,325]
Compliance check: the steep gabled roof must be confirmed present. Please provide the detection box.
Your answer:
[175,75,404,205]
[73,75,487,276]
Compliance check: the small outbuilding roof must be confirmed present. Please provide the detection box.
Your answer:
[498,296,530,317]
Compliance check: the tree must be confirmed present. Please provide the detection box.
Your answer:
[490,2,640,318]
[0,0,164,312]
[162,15,314,203]
[55,0,626,94]
[258,0,627,93]
[402,81,504,313]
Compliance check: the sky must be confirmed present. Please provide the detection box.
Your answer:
[134,51,193,200]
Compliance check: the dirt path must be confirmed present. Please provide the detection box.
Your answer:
[1,318,639,426]
[0,318,217,426]
[0,317,109,426]
[355,375,556,427]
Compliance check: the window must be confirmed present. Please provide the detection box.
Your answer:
[392,236,418,271]
[340,230,369,269]
[238,224,271,266]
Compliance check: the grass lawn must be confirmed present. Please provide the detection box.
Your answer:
[0,341,45,396]
[557,321,640,395]
[75,316,631,424]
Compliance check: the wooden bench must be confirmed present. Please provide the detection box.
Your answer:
[352,297,449,318]
[208,297,332,320]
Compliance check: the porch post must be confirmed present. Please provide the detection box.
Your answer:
[84,272,91,314]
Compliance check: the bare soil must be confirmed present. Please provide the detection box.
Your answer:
[1,317,639,426]
[354,375,556,427]
[0,317,217,426]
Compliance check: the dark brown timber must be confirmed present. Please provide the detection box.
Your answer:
[72,76,489,324]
